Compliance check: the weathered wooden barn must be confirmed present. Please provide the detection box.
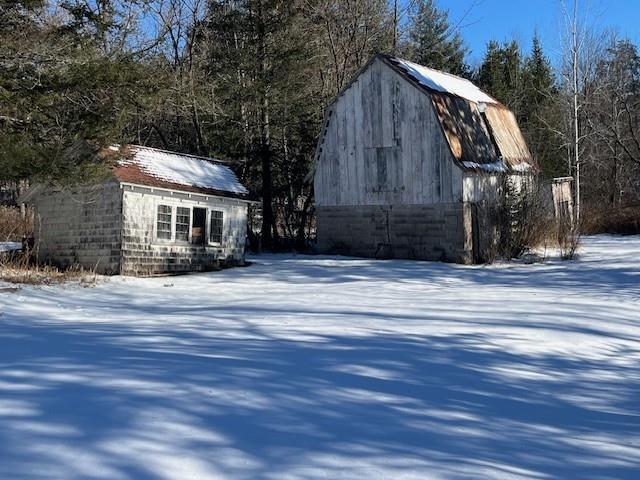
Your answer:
[313,54,539,263]
[21,145,254,275]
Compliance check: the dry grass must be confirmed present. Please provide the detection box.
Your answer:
[0,206,33,241]
[0,252,99,286]
[582,205,640,235]
[0,206,98,285]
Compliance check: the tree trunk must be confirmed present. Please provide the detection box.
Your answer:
[572,0,581,224]
[257,0,276,249]
[296,189,313,250]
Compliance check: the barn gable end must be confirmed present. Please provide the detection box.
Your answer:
[315,56,463,208]
[313,54,536,263]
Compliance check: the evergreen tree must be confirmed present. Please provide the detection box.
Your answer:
[520,34,565,177]
[403,0,469,76]
[203,0,317,249]
[522,35,555,116]
[476,40,504,97]
[477,36,565,178]
[476,39,523,113]
[0,0,153,187]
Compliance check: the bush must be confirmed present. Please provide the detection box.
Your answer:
[478,175,580,263]
[558,221,581,260]
[582,205,640,235]
[0,206,32,241]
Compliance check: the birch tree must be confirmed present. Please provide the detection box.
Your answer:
[559,0,602,223]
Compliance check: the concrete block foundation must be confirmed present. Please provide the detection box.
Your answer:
[316,203,474,263]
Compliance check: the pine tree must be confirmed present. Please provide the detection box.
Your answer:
[404,0,469,76]
[203,0,317,249]
[476,41,504,97]
[476,39,523,113]
[520,35,565,177]
[0,1,153,186]
[476,36,565,178]
[521,35,555,123]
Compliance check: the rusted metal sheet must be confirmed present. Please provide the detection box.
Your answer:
[483,104,536,170]
[430,92,498,166]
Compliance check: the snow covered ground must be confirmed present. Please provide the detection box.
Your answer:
[1,235,639,480]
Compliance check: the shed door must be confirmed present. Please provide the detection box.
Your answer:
[192,207,207,245]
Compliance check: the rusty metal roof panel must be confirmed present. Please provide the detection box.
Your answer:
[483,105,536,171]
[430,92,499,168]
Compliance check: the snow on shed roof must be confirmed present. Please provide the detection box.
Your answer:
[388,57,498,104]
[111,145,251,200]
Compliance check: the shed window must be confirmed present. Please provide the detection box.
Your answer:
[176,207,191,241]
[210,210,224,244]
[156,205,172,240]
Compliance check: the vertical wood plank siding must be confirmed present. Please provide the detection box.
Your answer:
[315,57,463,207]
[313,56,538,263]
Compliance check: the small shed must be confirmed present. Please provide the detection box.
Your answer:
[313,54,538,263]
[22,145,255,275]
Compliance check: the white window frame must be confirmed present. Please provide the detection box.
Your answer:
[154,201,226,247]
[175,206,192,243]
[155,204,174,242]
[208,209,224,246]
[154,203,192,244]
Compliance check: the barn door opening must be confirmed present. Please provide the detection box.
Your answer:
[191,207,207,245]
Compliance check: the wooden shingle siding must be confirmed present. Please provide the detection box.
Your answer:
[31,181,249,276]
[32,181,123,274]
[120,187,248,276]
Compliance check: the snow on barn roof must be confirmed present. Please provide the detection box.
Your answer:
[389,57,498,104]
[110,145,252,200]
[379,55,535,172]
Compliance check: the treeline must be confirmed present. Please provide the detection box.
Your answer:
[1,0,639,247]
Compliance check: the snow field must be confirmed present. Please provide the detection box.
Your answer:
[0,235,639,479]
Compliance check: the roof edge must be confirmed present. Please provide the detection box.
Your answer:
[118,180,260,203]
[378,54,504,107]
[121,144,232,165]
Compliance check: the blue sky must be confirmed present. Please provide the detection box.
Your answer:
[424,0,640,66]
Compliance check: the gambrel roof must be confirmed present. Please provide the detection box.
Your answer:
[316,55,536,175]
[109,145,253,201]
[389,57,499,104]
[381,55,535,172]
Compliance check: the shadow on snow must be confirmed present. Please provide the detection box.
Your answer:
[0,235,638,479]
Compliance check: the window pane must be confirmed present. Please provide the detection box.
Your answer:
[157,205,172,240]
[210,210,224,244]
[176,207,190,241]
